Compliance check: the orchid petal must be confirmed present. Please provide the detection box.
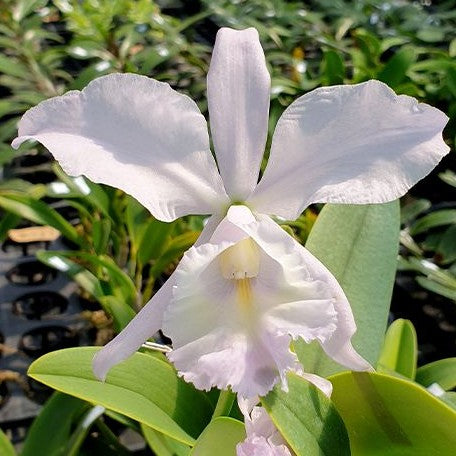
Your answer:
[237,403,292,456]
[299,373,333,397]
[237,211,371,372]
[92,219,218,380]
[248,80,449,220]
[237,436,291,456]
[163,239,300,398]
[163,205,365,399]
[12,73,229,222]
[92,275,173,381]
[207,28,270,200]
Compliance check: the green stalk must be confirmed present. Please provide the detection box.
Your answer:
[211,389,236,420]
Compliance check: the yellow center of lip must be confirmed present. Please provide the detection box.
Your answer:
[219,237,260,280]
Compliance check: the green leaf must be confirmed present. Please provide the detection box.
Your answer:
[52,163,112,219]
[0,193,82,246]
[65,405,105,456]
[150,231,200,277]
[65,251,137,305]
[142,424,190,456]
[416,358,456,391]
[410,209,456,235]
[262,372,350,456]
[99,296,135,332]
[416,276,456,300]
[22,392,88,456]
[189,418,245,456]
[298,202,400,375]
[323,50,345,85]
[36,251,135,330]
[92,218,111,255]
[440,170,456,188]
[28,347,214,445]
[330,371,456,455]
[377,47,416,88]
[377,319,417,379]
[441,392,456,411]
[0,429,16,456]
[36,251,104,298]
[436,225,456,264]
[125,196,174,264]
[0,212,20,241]
[400,199,431,225]
[0,55,29,78]
[38,249,137,305]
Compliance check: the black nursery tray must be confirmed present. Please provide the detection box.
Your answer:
[0,235,89,443]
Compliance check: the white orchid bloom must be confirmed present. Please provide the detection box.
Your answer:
[13,28,449,399]
[237,403,292,456]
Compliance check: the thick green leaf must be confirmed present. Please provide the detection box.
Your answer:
[298,202,400,375]
[262,373,350,456]
[28,347,214,445]
[410,209,456,235]
[22,392,88,456]
[142,424,190,456]
[0,193,82,245]
[416,358,456,391]
[0,429,16,456]
[189,418,245,456]
[377,319,417,379]
[330,371,456,455]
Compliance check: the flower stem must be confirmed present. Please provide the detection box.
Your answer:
[211,389,236,420]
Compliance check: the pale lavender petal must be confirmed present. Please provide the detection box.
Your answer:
[238,212,371,371]
[238,405,292,456]
[248,80,450,220]
[300,373,333,397]
[92,275,173,381]
[208,28,270,200]
[92,218,219,380]
[237,436,291,456]
[13,73,229,222]
[162,205,357,399]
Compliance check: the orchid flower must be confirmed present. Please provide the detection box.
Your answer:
[13,28,449,400]
[237,398,292,456]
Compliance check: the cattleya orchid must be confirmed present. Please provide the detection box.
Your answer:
[237,398,292,456]
[13,28,449,400]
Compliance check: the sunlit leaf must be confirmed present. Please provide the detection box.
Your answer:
[262,372,350,456]
[330,371,456,455]
[298,202,400,375]
[189,418,245,456]
[377,319,417,379]
[28,348,214,445]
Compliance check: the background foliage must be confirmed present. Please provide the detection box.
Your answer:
[0,0,455,454]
